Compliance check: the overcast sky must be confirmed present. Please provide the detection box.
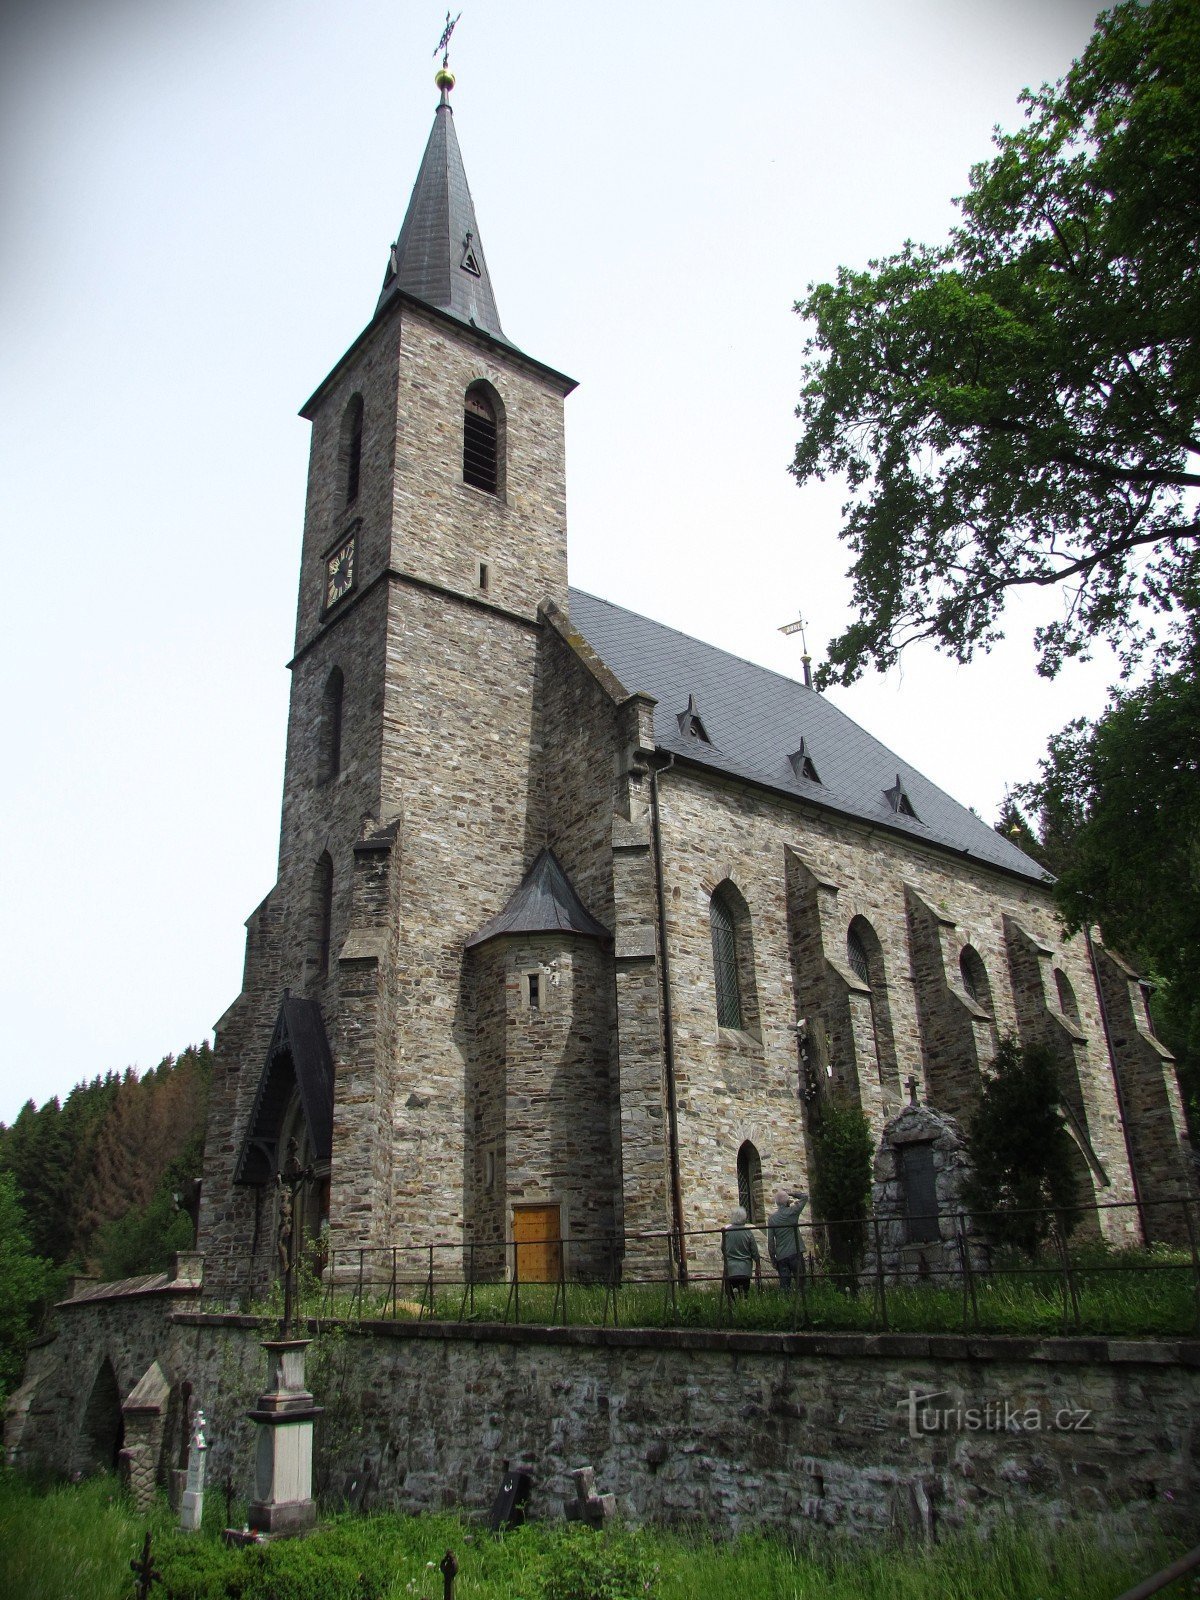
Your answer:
[0,0,1110,1124]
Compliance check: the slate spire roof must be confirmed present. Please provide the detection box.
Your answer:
[377,78,510,344]
[466,848,610,949]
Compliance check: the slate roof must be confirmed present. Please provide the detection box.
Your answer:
[567,589,1050,886]
[466,847,610,949]
[234,996,335,1184]
[376,90,510,345]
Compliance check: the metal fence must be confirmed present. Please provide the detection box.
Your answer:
[217,1193,1200,1338]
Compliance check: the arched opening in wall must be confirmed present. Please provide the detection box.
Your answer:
[736,1141,764,1224]
[318,666,344,783]
[463,382,504,494]
[310,852,333,977]
[1055,967,1081,1027]
[79,1357,124,1473]
[340,393,364,506]
[710,881,761,1037]
[960,945,992,1012]
[846,916,900,1099]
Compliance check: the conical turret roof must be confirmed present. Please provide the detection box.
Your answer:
[466,849,610,949]
[377,80,509,344]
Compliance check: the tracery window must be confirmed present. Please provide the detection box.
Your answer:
[711,888,743,1030]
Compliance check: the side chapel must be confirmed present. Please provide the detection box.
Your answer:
[196,71,1192,1300]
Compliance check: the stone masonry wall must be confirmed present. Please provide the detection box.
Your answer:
[654,766,1145,1274]
[10,1293,1197,1548]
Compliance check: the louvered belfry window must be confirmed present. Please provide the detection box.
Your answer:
[711,891,743,1030]
[463,387,498,492]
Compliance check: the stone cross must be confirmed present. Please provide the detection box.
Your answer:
[440,1550,459,1600]
[179,1407,207,1532]
[129,1531,161,1598]
[906,1074,920,1106]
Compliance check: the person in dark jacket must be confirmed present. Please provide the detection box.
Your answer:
[767,1189,808,1292]
[722,1206,760,1298]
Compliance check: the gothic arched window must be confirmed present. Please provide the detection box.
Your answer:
[318,666,344,784]
[847,925,871,985]
[463,383,499,493]
[960,945,991,1010]
[736,1141,764,1224]
[711,888,743,1030]
[1055,967,1081,1026]
[341,394,364,506]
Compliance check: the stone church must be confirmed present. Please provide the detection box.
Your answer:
[197,72,1190,1302]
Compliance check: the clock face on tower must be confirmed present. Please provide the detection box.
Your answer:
[324,535,356,609]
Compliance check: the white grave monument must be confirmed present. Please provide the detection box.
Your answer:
[179,1408,207,1532]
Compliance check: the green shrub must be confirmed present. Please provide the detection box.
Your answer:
[964,1035,1081,1256]
[809,1097,873,1274]
[537,1523,655,1600]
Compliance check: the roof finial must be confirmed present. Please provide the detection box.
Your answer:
[434,10,461,101]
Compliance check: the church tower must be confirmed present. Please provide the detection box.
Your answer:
[198,69,582,1298]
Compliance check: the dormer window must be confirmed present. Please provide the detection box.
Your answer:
[788,739,821,783]
[463,385,498,493]
[884,773,920,820]
[677,694,711,744]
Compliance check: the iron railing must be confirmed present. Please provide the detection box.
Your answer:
[214,1193,1200,1339]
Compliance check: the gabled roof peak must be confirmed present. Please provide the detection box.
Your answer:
[377,75,510,345]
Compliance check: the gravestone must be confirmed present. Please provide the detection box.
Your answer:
[179,1407,207,1532]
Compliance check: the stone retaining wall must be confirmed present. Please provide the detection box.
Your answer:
[8,1286,1197,1544]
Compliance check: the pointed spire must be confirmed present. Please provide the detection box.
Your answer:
[377,69,510,344]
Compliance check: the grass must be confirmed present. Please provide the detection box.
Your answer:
[263,1241,1198,1339]
[0,1470,1192,1600]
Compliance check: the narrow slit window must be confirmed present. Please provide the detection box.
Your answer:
[342,395,364,506]
[463,388,498,493]
[479,561,490,592]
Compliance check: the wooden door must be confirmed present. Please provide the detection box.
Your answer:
[512,1204,562,1283]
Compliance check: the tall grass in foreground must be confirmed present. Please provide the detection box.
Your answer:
[0,1470,1187,1600]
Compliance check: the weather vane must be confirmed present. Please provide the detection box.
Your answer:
[779,609,815,689]
[435,10,462,69]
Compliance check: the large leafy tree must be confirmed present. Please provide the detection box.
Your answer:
[1016,661,1200,1135]
[793,0,1199,688]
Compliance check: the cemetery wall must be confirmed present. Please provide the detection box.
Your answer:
[8,1290,1197,1544]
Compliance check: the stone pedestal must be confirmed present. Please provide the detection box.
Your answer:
[246,1340,322,1537]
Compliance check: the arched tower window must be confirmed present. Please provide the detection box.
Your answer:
[959,945,991,1011]
[340,394,364,506]
[318,666,344,784]
[1055,967,1081,1026]
[463,383,500,493]
[311,853,333,977]
[736,1141,764,1224]
[711,888,742,1030]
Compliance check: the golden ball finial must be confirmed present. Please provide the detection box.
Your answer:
[435,67,456,92]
